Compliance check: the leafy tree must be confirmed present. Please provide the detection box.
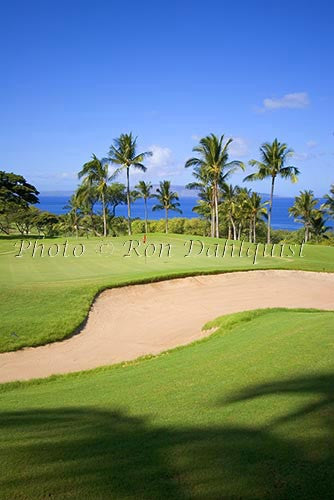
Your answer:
[168,218,185,234]
[35,212,59,237]
[152,181,182,233]
[134,181,153,233]
[75,184,101,236]
[76,184,98,215]
[220,184,239,240]
[185,134,244,238]
[245,191,268,243]
[234,187,252,240]
[244,138,299,244]
[0,171,39,211]
[79,214,103,237]
[289,190,318,243]
[192,199,212,221]
[184,218,208,236]
[310,210,330,242]
[109,216,128,237]
[105,183,127,217]
[322,184,334,221]
[78,154,114,237]
[109,133,152,235]
[11,206,41,235]
[64,193,82,238]
[131,219,146,234]
[187,165,213,231]
[0,171,39,234]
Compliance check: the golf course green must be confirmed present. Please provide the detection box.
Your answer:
[1,234,334,498]
[0,308,334,498]
[1,234,334,352]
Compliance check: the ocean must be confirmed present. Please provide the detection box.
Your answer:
[37,193,328,231]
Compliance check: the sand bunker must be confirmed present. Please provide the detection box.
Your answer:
[1,270,334,383]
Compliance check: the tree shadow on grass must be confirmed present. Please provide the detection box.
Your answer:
[1,374,334,499]
[223,372,334,429]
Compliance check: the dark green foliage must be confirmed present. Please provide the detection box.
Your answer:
[322,184,334,221]
[185,134,244,237]
[109,133,152,235]
[0,171,39,211]
[105,183,127,217]
[0,171,39,234]
[152,181,182,233]
[244,138,299,243]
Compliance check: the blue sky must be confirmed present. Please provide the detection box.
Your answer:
[1,0,333,196]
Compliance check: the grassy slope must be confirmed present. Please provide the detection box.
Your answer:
[0,308,334,499]
[1,233,334,352]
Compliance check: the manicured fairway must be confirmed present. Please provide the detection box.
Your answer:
[1,234,334,352]
[0,308,334,499]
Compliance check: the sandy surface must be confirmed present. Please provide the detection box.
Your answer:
[1,270,334,383]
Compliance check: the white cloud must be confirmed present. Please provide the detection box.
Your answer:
[261,92,310,111]
[229,137,249,157]
[306,140,318,149]
[292,150,325,161]
[292,152,309,161]
[129,144,179,181]
[146,145,172,169]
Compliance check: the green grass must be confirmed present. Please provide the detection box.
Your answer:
[1,233,334,352]
[0,308,334,499]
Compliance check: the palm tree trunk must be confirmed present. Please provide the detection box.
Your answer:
[102,192,107,237]
[90,211,98,236]
[231,219,237,240]
[126,167,131,235]
[249,221,252,243]
[227,222,231,240]
[305,225,309,243]
[237,223,241,241]
[267,176,275,244]
[75,210,78,239]
[214,182,219,238]
[165,207,168,234]
[210,200,215,238]
[144,198,148,234]
[253,216,256,243]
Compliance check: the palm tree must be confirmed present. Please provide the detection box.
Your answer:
[234,187,252,240]
[322,184,334,221]
[186,164,214,236]
[75,184,100,236]
[152,180,182,233]
[108,133,152,235]
[190,184,213,226]
[64,193,81,238]
[78,155,113,237]
[289,190,318,243]
[244,138,299,244]
[246,191,268,243]
[76,184,98,214]
[134,181,153,233]
[310,210,330,242]
[185,134,244,238]
[220,184,239,240]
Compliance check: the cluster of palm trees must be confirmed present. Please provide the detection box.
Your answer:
[64,131,332,242]
[186,135,299,243]
[68,133,182,236]
[289,187,334,242]
[185,135,245,238]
